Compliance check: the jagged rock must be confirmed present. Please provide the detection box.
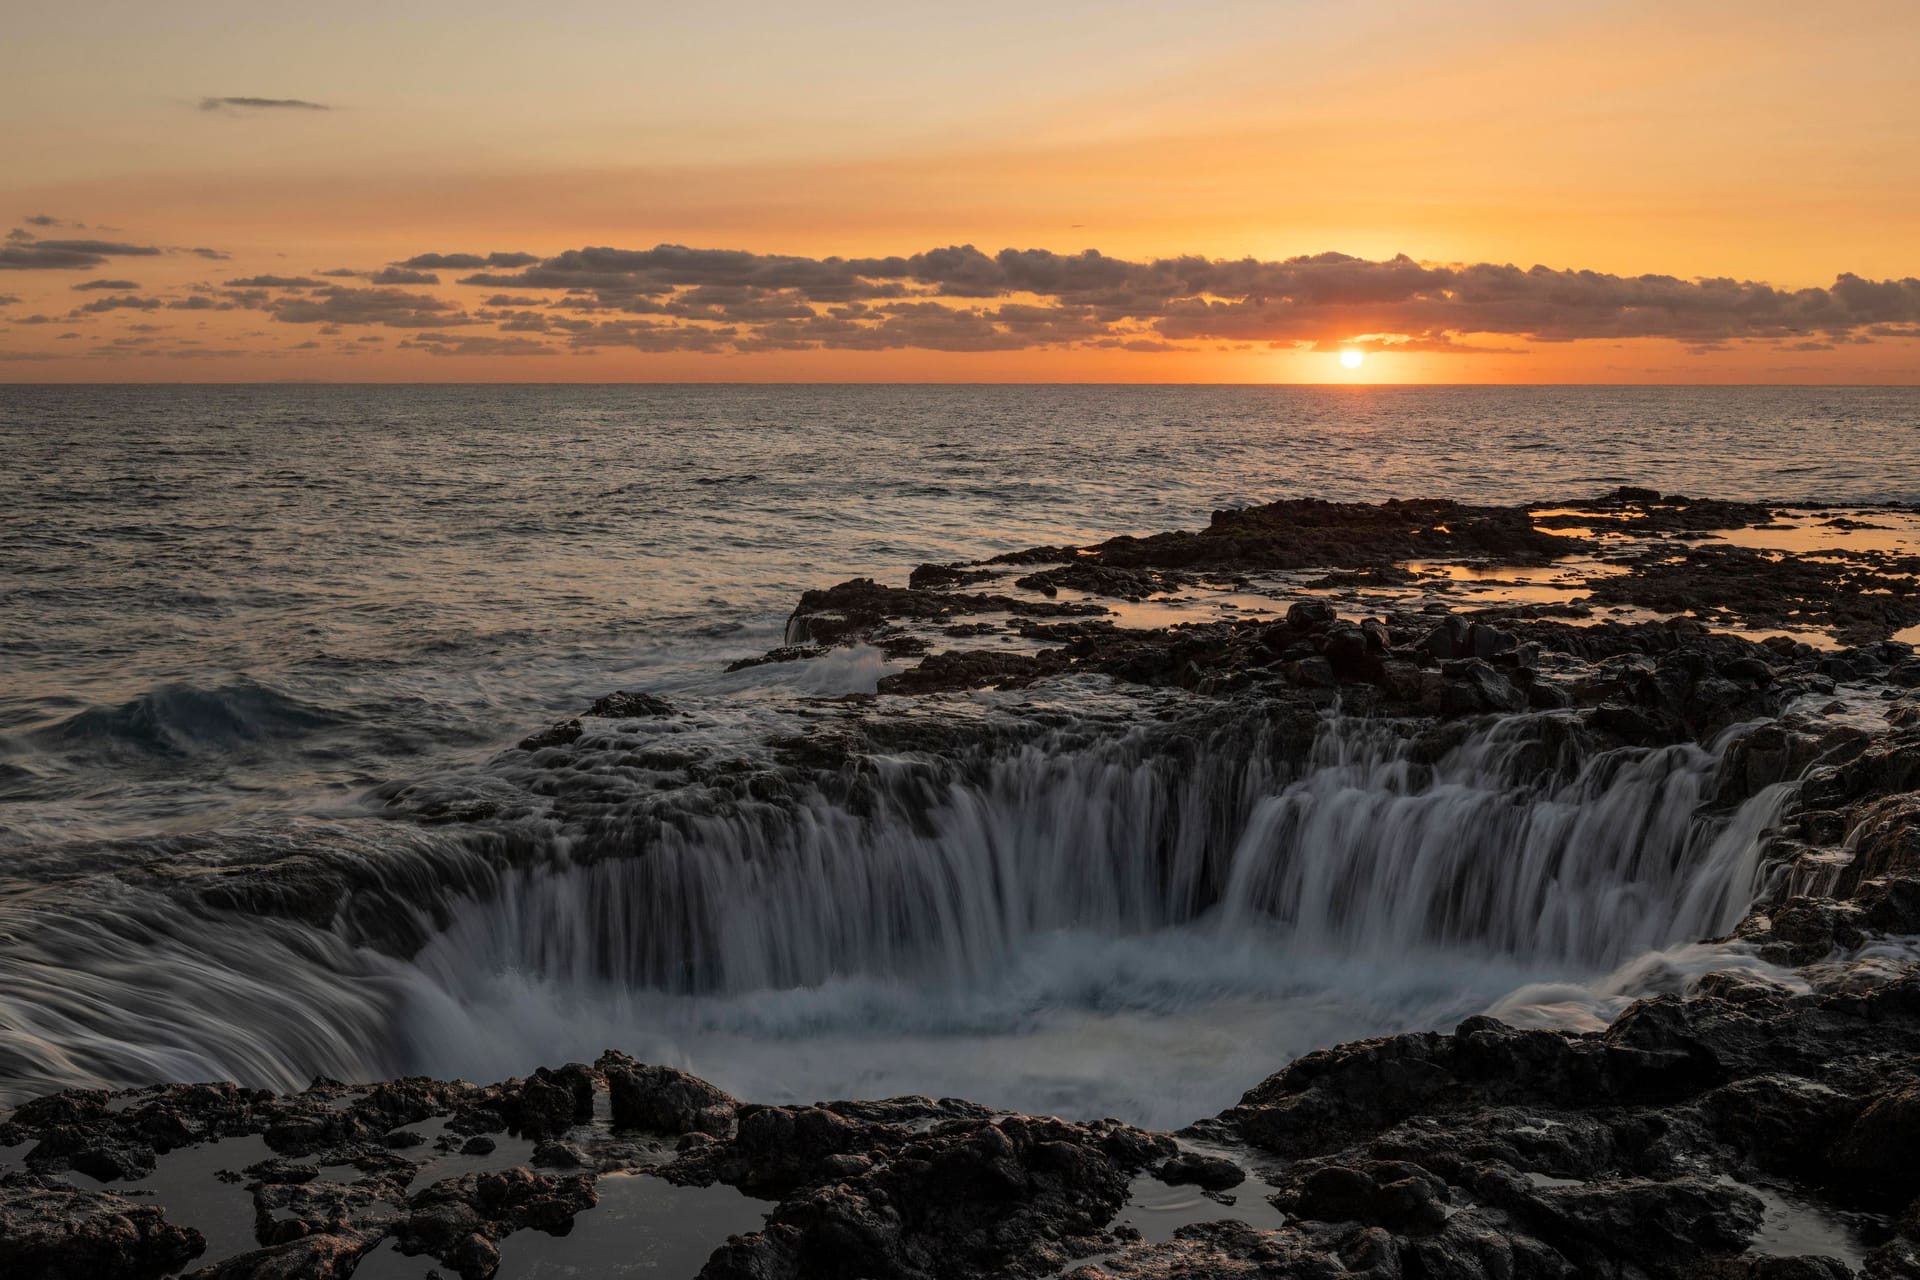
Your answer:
[782,578,1103,649]
[909,563,1001,590]
[693,1114,1171,1280]
[1154,1151,1244,1191]
[877,649,1064,694]
[504,1064,596,1140]
[1282,1161,1450,1234]
[395,1168,597,1280]
[1829,1083,1920,1203]
[584,690,673,719]
[1588,542,1920,645]
[1286,600,1338,630]
[0,1172,205,1279]
[596,1053,737,1136]
[994,497,1574,573]
[531,1141,589,1168]
[724,645,827,672]
[187,1231,375,1279]
[1013,563,1187,599]
[1437,659,1526,714]
[518,719,582,751]
[1525,1176,1764,1267]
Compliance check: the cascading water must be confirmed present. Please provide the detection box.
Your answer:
[391,708,1792,1122]
[1216,715,1790,962]
[0,705,1797,1126]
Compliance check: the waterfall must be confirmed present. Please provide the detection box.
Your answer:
[1216,715,1792,964]
[0,707,1795,1120]
[411,711,1786,1001]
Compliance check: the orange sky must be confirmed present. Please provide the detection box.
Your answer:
[2,0,1916,382]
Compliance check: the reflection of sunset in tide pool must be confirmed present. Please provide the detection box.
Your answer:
[1707,510,1920,557]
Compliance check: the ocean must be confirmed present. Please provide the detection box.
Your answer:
[2,383,1917,1125]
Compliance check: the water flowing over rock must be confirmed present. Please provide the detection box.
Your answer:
[9,486,1920,1275]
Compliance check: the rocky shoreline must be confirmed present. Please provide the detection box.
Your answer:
[7,489,1920,1278]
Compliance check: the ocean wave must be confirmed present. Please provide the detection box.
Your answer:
[35,679,344,760]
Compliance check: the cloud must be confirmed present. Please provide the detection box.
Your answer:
[199,97,331,113]
[395,332,556,357]
[189,247,232,260]
[72,279,141,291]
[74,294,164,313]
[0,238,165,270]
[0,294,18,306]
[440,243,1920,356]
[15,236,1917,362]
[562,319,733,352]
[398,251,539,270]
[266,285,470,328]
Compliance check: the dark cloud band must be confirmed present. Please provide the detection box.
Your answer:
[199,97,331,112]
[436,243,1920,355]
[9,236,1919,362]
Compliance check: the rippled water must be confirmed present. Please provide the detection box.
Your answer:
[6,383,1917,844]
[2,384,1916,1121]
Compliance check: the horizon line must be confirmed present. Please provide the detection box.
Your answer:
[5,380,1919,390]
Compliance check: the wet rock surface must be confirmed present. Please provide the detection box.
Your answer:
[11,487,1920,1278]
[13,709,1920,1276]
[9,949,1920,1278]
[990,496,1573,572]
[753,490,1920,721]
[1586,544,1920,647]
[0,1171,205,1279]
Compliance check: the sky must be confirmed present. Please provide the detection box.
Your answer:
[2,0,1916,383]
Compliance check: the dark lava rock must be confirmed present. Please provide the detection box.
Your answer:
[500,1064,596,1141]
[189,1232,374,1279]
[531,1141,590,1168]
[1829,1082,1920,1203]
[584,690,673,719]
[1281,1161,1451,1234]
[1013,563,1189,600]
[1154,1151,1245,1191]
[997,497,1574,572]
[877,649,1065,695]
[395,1168,597,1280]
[1525,1175,1765,1268]
[724,645,827,673]
[0,1171,205,1279]
[692,1113,1173,1280]
[517,719,582,751]
[1589,543,1920,645]
[597,1053,737,1136]
[1534,488,1785,533]
[909,563,1001,590]
[1438,658,1527,714]
[783,578,1103,648]
[1421,615,1518,661]
[1286,599,1338,629]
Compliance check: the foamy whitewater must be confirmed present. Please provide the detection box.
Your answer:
[3,384,1918,1125]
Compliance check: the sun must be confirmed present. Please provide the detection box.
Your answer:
[1339,349,1364,369]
